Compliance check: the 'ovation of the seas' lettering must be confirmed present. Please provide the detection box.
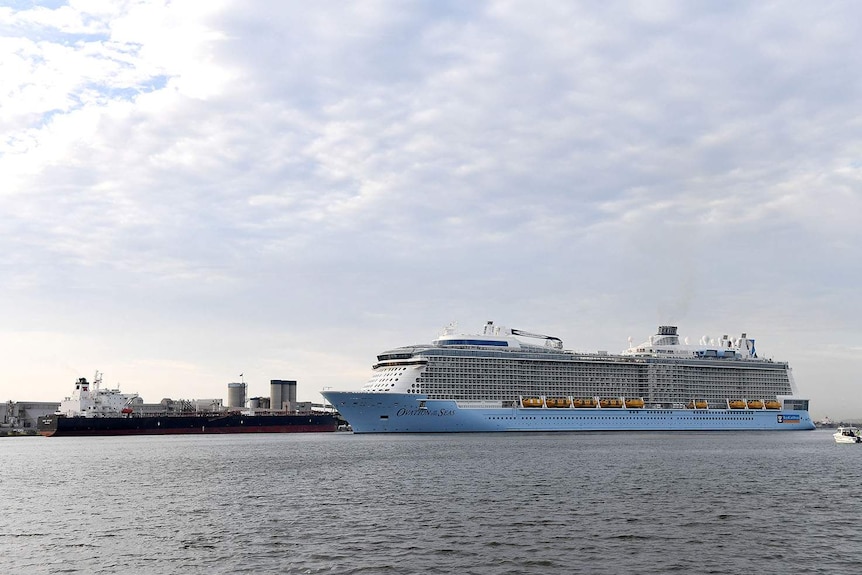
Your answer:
[396,408,455,417]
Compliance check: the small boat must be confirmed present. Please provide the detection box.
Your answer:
[833,427,862,444]
[747,400,764,409]
[521,397,543,408]
[728,400,746,409]
[686,400,709,409]
[599,398,623,408]
[624,398,644,408]
[545,397,572,408]
[572,398,597,408]
[764,400,781,410]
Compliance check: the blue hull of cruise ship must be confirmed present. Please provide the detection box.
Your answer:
[323,392,816,433]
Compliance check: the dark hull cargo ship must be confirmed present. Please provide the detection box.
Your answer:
[37,373,339,437]
[37,412,338,436]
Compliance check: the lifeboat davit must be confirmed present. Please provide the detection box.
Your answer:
[545,397,572,408]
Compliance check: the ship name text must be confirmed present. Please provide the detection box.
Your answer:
[396,408,456,417]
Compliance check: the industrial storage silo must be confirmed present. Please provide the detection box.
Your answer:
[227,382,247,409]
[270,381,282,410]
[270,380,297,411]
[248,397,270,409]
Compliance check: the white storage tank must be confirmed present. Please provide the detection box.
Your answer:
[227,382,247,409]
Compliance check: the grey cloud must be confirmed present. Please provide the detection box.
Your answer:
[1,1,861,417]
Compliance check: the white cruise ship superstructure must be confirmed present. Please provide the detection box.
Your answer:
[321,322,814,433]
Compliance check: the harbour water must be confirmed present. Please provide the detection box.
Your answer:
[2,430,860,574]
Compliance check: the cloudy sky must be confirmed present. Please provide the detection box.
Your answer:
[2,1,860,419]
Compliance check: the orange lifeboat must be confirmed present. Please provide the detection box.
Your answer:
[624,398,644,409]
[521,397,544,408]
[728,400,746,409]
[573,398,598,408]
[747,400,764,409]
[599,398,623,408]
[545,397,572,408]
[764,400,781,410]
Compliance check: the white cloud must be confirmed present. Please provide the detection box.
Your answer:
[1,1,861,418]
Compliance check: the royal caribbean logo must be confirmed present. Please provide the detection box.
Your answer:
[777,414,801,424]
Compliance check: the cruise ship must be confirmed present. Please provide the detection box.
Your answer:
[321,322,815,433]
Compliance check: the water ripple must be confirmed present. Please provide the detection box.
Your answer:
[1,431,861,574]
